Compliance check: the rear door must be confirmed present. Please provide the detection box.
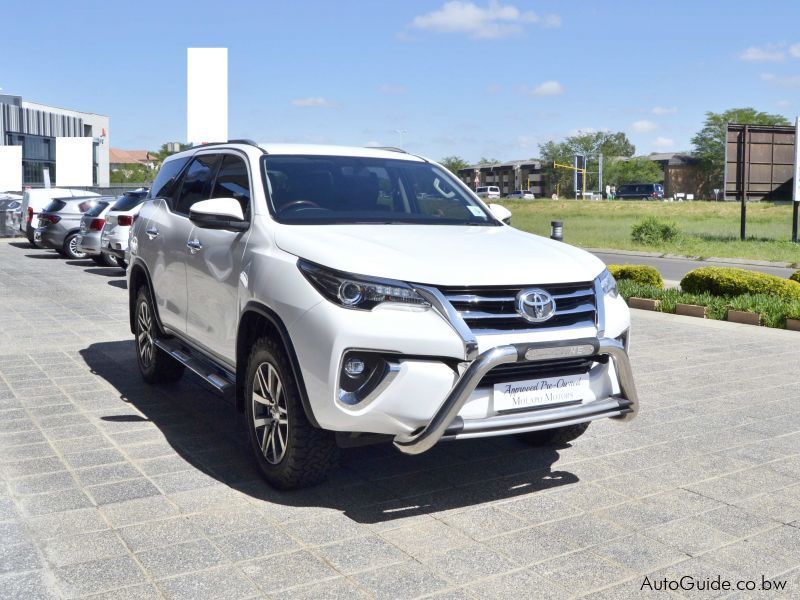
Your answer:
[142,154,219,335]
[185,153,252,364]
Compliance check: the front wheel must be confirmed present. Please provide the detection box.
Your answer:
[245,337,338,489]
[63,233,87,259]
[517,422,590,447]
[134,287,184,384]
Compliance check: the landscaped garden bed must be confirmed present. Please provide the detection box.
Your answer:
[612,264,800,330]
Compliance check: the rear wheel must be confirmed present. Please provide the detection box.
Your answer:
[92,253,119,267]
[245,336,338,489]
[134,287,184,384]
[115,256,126,269]
[63,233,87,259]
[517,422,590,447]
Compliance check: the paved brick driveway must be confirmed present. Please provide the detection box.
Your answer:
[1,238,800,599]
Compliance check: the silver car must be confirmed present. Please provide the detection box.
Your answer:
[78,200,119,266]
[34,196,115,259]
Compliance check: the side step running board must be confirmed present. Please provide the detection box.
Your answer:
[154,338,236,399]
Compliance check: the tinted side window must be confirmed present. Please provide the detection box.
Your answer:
[210,155,251,219]
[174,155,220,215]
[150,156,190,200]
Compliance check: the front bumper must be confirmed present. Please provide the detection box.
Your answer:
[393,337,637,454]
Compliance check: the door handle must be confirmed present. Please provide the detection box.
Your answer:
[186,239,203,254]
[145,227,159,240]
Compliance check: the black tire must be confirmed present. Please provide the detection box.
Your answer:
[115,256,127,269]
[245,336,338,489]
[134,287,184,384]
[517,422,590,447]
[63,233,87,259]
[92,253,118,267]
[27,229,40,248]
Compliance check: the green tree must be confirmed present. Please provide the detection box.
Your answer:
[439,155,471,174]
[691,108,790,186]
[603,157,664,187]
[478,156,501,165]
[110,163,154,184]
[539,131,635,197]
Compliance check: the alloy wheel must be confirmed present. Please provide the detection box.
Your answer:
[252,362,289,464]
[137,300,154,367]
[69,235,86,258]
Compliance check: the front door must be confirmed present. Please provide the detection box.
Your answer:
[185,153,253,365]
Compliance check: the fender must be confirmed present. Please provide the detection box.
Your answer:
[238,301,320,428]
[128,258,166,336]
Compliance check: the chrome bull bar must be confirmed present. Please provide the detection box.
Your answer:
[392,337,638,455]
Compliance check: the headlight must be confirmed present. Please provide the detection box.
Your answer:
[298,259,430,310]
[598,268,618,299]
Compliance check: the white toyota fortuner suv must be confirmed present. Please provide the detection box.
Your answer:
[128,141,638,489]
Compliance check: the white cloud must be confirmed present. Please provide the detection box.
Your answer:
[761,72,800,86]
[653,136,674,150]
[632,120,658,133]
[739,44,785,62]
[409,1,561,39]
[291,97,337,107]
[485,83,502,94]
[364,141,384,147]
[651,106,677,115]
[790,43,800,58]
[378,84,407,95]
[520,80,564,96]
[776,99,792,107]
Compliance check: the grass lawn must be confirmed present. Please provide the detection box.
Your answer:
[501,200,800,265]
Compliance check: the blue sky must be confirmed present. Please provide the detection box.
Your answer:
[2,0,800,162]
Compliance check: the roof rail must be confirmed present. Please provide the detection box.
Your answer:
[369,146,408,154]
[191,139,264,151]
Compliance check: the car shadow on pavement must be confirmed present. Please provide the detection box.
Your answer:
[84,267,125,277]
[108,280,127,290]
[8,241,32,249]
[80,340,579,524]
[24,252,61,259]
[65,259,96,267]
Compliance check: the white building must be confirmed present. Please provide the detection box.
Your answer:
[0,94,110,187]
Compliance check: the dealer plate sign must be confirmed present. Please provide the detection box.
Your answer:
[494,373,590,412]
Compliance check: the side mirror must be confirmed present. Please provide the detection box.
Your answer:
[487,203,512,225]
[190,197,248,231]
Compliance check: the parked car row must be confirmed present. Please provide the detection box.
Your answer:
[22,187,148,266]
[476,186,536,200]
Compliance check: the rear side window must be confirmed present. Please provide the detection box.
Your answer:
[210,155,251,219]
[43,199,66,212]
[111,192,148,211]
[150,156,190,200]
[173,155,220,215]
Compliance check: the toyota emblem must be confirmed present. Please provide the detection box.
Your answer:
[516,288,556,323]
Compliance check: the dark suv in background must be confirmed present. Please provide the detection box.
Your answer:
[615,183,664,200]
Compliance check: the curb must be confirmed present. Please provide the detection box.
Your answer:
[586,247,795,269]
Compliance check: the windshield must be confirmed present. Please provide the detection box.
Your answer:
[262,155,496,225]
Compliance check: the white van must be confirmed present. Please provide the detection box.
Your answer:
[476,186,501,199]
[20,188,99,246]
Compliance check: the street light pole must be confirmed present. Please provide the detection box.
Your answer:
[394,129,407,149]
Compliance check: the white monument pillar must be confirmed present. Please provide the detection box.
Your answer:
[187,48,228,145]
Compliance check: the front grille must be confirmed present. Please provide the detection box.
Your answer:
[437,282,597,333]
[479,357,593,386]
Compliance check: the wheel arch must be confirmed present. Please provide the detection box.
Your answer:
[128,259,163,336]
[236,302,320,428]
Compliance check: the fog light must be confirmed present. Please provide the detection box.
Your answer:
[344,356,366,378]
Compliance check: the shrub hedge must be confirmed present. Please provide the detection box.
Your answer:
[680,267,800,302]
[630,216,680,245]
[790,270,800,284]
[608,264,664,288]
